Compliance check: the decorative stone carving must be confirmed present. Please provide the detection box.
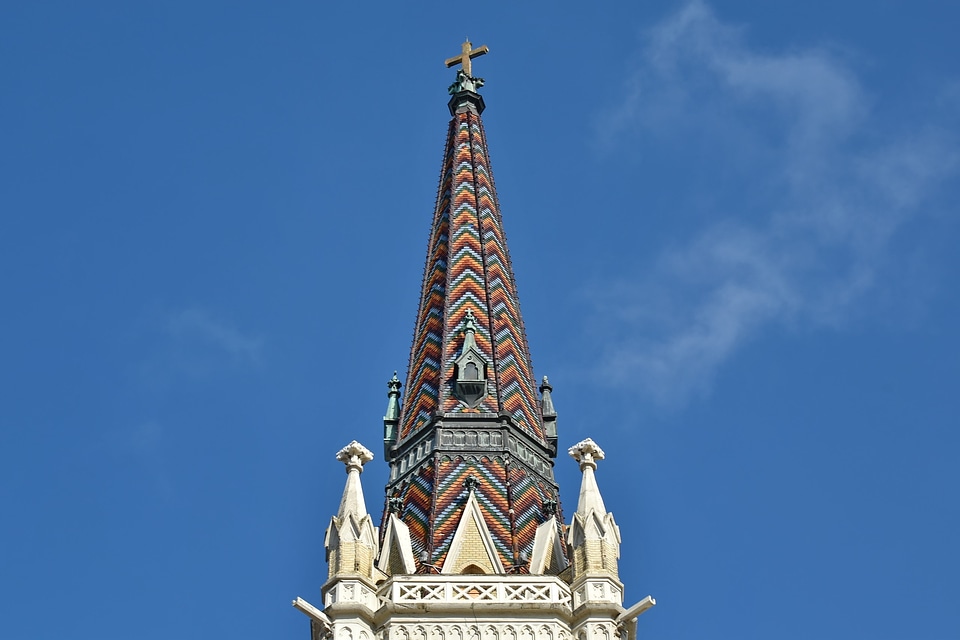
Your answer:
[567,439,604,469]
[337,441,374,472]
[438,429,503,449]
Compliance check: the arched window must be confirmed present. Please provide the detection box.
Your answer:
[464,361,479,380]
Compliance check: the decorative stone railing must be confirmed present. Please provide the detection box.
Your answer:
[383,575,572,608]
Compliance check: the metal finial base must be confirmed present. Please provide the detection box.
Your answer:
[448,89,486,116]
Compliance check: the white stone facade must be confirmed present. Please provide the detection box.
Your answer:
[318,574,629,640]
[296,439,653,640]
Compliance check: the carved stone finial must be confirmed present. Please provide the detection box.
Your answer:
[542,499,558,517]
[568,438,605,471]
[336,441,374,474]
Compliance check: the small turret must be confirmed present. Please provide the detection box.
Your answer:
[382,372,401,457]
[540,376,558,456]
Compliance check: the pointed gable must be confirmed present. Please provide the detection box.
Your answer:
[441,489,505,575]
[376,513,417,576]
[529,516,568,576]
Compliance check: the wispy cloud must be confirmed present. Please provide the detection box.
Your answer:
[166,308,263,364]
[138,307,264,386]
[592,1,959,405]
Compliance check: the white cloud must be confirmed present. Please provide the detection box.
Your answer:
[166,308,263,365]
[592,1,959,405]
[134,307,262,393]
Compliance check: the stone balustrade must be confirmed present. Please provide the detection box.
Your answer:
[385,575,572,608]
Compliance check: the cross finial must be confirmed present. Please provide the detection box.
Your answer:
[445,38,489,78]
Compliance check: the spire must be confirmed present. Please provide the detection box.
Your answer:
[296,44,656,640]
[380,46,563,573]
[398,45,542,445]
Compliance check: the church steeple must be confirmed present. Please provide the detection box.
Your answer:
[295,43,655,640]
[384,43,563,574]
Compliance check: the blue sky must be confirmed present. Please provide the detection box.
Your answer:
[2,2,958,639]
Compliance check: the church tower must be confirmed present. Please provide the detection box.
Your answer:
[294,40,655,640]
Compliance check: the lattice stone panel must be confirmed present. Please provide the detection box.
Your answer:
[386,576,571,607]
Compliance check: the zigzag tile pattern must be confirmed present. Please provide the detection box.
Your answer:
[439,116,497,415]
[510,466,568,564]
[471,117,543,439]
[508,467,540,558]
[384,100,563,574]
[392,463,434,559]
[432,456,512,567]
[399,120,455,439]
[398,109,542,442]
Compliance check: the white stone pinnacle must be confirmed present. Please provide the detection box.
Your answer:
[569,438,607,516]
[335,441,373,518]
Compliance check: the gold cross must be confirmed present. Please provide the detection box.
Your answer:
[445,38,489,77]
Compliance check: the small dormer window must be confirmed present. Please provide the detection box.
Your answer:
[453,310,489,408]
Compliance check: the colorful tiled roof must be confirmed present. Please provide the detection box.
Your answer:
[399,102,542,444]
[383,68,564,571]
